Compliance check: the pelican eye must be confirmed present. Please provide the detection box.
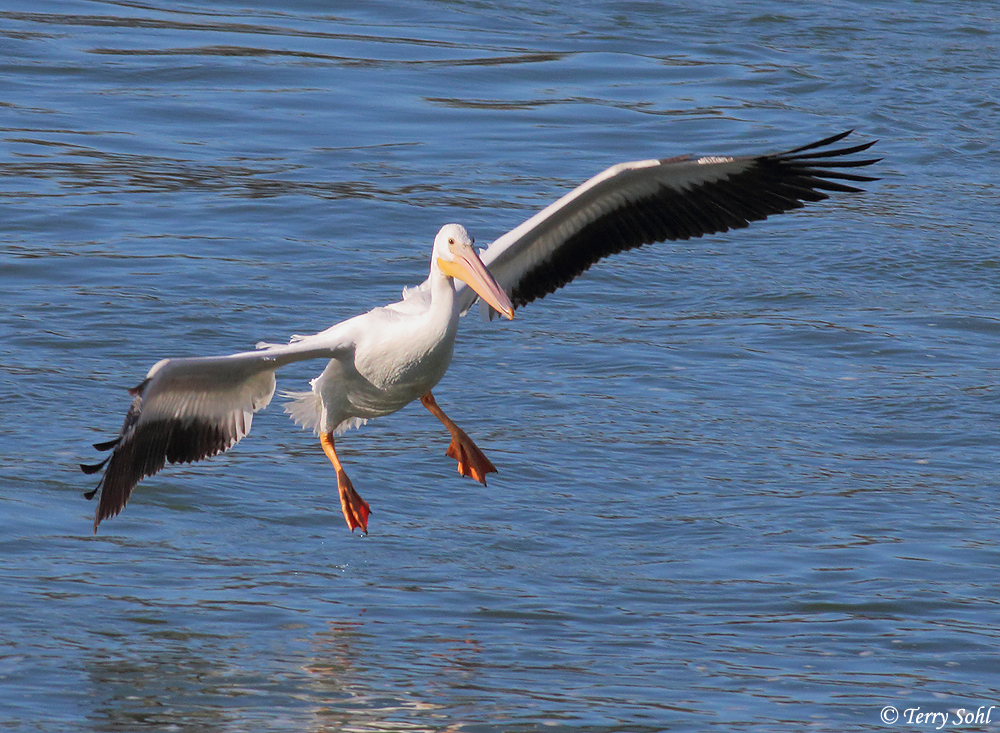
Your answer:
[448,237,455,245]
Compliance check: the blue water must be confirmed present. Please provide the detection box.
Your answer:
[2,1,999,730]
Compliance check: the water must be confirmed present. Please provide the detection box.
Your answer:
[2,1,999,730]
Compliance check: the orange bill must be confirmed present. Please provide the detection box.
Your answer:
[438,246,514,320]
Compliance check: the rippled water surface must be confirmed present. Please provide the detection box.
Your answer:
[2,1,999,730]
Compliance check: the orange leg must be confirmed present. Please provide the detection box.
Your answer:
[420,391,497,485]
[320,432,371,534]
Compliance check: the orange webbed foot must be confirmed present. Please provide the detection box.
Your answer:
[445,426,497,486]
[419,392,497,486]
[337,469,371,534]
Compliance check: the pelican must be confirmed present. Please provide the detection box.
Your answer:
[82,130,878,534]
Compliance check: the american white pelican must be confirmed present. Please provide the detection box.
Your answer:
[82,130,878,534]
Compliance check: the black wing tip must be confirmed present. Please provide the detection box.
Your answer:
[768,131,880,193]
[91,477,130,533]
[92,438,120,452]
[80,458,110,476]
[781,129,865,154]
[83,414,251,533]
[777,131,879,164]
[93,503,122,534]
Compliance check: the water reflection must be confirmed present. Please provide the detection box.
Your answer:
[87,647,238,731]
[302,620,463,731]
[83,610,496,731]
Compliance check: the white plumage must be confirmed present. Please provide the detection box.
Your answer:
[83,131,878,534]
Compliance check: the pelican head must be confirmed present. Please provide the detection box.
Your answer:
[433,224,514,320]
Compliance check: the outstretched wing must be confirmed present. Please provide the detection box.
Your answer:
[457,130,879,315]
[82,335,351,532]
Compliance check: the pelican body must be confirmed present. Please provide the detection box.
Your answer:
[83,131,878,534]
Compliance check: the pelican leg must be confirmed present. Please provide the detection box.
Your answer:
[320,432,371,534]
[420,391,497,485]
